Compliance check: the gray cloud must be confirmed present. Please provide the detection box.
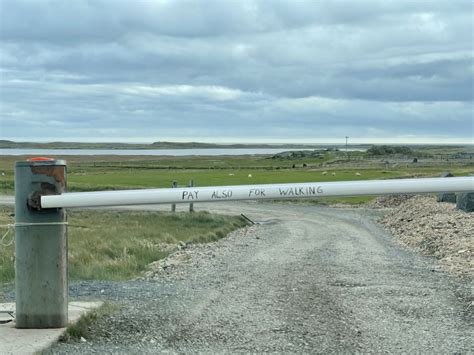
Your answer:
[0,0,472,143]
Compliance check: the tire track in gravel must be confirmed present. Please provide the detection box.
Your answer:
[22,202,471,353]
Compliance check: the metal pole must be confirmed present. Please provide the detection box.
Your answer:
[40,177,474,209]
[345,136,349,160]
[171,180,177,212]
[189,179,194,212]
[15,159,68,328]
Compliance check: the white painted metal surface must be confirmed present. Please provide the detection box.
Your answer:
[40,177,473,209]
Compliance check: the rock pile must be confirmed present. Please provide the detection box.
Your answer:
[378,195,473,278]
[365,194,415,209]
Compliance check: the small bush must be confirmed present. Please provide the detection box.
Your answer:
[367,145,413,155]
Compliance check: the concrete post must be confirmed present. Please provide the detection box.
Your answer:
[15,159,68,328]
[171,180,177,212]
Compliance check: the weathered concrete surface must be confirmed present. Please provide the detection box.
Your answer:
[0,302,103,354]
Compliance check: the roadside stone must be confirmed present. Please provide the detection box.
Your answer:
[437,172,457,203]
[437,193,457,203]
[440,172,454,177]
[456,192,474,213]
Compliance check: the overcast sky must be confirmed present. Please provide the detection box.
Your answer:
[0,0,472,144]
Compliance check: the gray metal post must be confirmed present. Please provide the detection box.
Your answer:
[15,159,68,328]
[188,179,194,212]
[171,180,177,212]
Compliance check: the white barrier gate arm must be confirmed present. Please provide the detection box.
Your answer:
[40,176,473,209]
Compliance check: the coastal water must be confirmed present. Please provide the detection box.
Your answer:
[0,147,365,156]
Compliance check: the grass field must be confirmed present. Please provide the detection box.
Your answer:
[0,148,472,285]
[0,207,248,284]
[0,152,472,195]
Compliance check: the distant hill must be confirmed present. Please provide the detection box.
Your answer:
[0,140,149,149]
[0,140,346,150]
[149,141,338,149]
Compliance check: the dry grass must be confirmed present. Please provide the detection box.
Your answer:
[0,208,248,284]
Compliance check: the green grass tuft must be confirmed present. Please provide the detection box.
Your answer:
[61,302,119,342]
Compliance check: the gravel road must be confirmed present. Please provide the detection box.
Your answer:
[2,200,473,353]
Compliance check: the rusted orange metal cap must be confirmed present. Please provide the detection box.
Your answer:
[27,157,55,161]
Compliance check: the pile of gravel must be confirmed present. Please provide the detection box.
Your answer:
[378,195,473,278]
[365,194,415,209]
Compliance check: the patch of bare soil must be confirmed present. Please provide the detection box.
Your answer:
[377,195,473,278]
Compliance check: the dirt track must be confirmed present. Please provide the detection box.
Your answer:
[34,202,470,353]
[0,199,472,353]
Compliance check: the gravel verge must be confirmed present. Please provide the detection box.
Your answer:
[373,195,473,278]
